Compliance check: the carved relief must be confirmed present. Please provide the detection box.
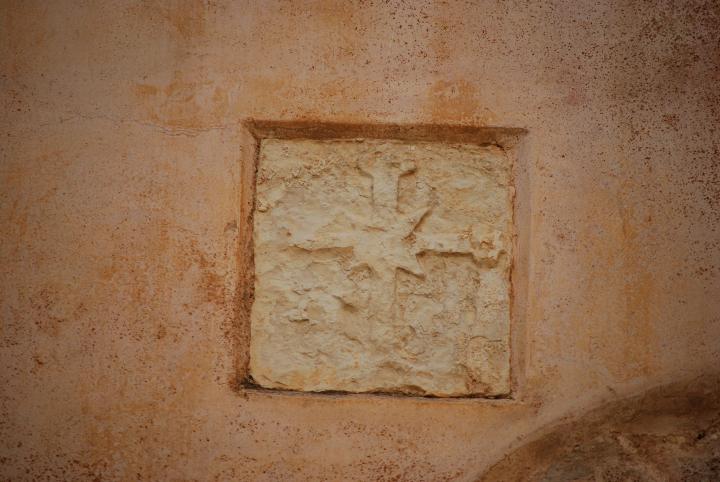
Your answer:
[250,138,512,396]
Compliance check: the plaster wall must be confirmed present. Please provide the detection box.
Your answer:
[1,1,719,480]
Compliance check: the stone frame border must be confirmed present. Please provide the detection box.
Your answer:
[235,120,529,400]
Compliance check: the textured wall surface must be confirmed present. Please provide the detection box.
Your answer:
[1,1,719,480]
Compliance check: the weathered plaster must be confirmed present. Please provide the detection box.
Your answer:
[1,1,719,480]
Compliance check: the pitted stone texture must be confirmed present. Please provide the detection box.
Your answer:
[250,138,513,397]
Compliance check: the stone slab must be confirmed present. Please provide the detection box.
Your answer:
[249,138,513,396]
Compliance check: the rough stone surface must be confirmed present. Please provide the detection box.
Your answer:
[250,139,512,396]
[481,376,720,482]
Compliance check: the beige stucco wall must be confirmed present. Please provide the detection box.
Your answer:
[1,1,719,480]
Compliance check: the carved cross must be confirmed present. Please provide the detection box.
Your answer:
[290,155,505,319]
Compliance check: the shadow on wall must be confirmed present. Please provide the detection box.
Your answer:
[478,375,720,481]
